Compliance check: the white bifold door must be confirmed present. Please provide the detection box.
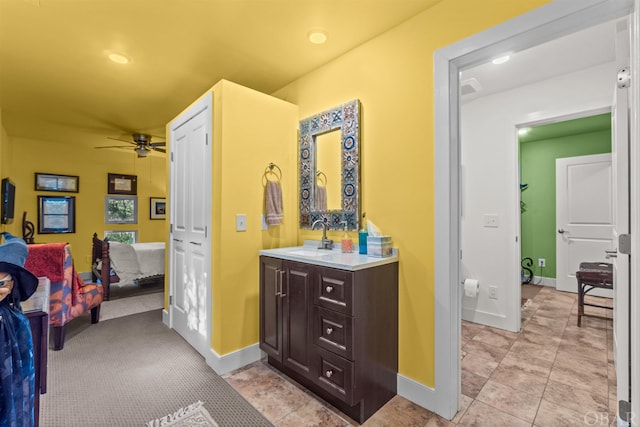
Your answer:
[169,94,212,358]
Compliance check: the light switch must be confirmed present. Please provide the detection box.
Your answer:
[236,214,247,232]
[483,214,499,228]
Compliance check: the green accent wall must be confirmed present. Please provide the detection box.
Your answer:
[520,113,611,279]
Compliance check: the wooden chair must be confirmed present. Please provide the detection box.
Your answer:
[576,262,613,327]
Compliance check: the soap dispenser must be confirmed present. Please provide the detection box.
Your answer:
[341,221,353,253]
[358,213,368,254]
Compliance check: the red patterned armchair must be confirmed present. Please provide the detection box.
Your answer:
[25,242,104,350]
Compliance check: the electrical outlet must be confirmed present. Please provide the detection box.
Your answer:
[483,214,499,228]
[538,258,546,267]
[489,286,498,299]
[236,214,247,232]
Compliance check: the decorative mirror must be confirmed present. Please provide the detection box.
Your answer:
[299,99,360,231]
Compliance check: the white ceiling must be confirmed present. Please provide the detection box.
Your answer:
[460,19,618,103]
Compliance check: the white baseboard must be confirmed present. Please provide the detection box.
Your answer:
[162,309,170,327]
[531,276,556,287]
[79,271,92,281]
[462,307,507,330]
[206,343,262,376]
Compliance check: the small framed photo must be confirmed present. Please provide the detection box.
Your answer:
[105,196,138,224]
[38,196,76,234]
[107,173,137,195]
[150,197,166,220]
[35,173,79,193]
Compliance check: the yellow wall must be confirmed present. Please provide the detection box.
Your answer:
[274,0,551,387]
[168,80,298,355]
[4,135,167,271]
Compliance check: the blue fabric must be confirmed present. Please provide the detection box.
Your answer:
[0,300,34,427]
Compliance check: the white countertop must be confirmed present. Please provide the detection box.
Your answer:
[260,240,398,271]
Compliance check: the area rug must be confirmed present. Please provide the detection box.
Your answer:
[146,401,219,427]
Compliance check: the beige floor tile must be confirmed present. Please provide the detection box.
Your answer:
[274,399,351,427]
[509,339,559,362]
[550,353,608,395]
[452,394,474,424]
[457,400,531,427]
[361,395,440,427]
[472,329,517,349]
[489,363,547,399]
[461,369,488,399]
[518,330,561,347]
[461,321,486,341]
[542,379,609,415]
[475,380,540,422]
[461,353,499,378]
[557,342,608,364]
[462,340,509,364]
[535,399,609,426]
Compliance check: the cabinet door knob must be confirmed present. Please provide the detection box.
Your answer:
[326,327,333,335]
[325,370,333,378]
[326,286,333,293]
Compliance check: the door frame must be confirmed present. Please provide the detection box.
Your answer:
[433,0,634,420]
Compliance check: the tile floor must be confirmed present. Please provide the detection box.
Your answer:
[223,285,615,426]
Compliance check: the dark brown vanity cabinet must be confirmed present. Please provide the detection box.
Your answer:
[259,255,398,423]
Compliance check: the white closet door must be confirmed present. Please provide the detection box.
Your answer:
[170,95,212,358]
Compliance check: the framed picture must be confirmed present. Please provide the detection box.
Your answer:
[107,173,137,195]
[104,196,138,224]
[150,197,166,220]
[37,196,76,234]
[104,230,138,244]
[35,173,79,193]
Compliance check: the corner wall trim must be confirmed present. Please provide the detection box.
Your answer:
[206,343,262,376]
[397,374,438,413]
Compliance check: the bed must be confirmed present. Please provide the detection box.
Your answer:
[91,233,165,300]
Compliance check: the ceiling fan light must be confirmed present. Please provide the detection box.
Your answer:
[136,147,149,157]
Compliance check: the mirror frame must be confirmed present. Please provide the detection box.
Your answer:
[299,99,360,231]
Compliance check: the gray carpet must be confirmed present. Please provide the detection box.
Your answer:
[40,310,273,427]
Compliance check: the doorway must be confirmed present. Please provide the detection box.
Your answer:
[432,0,634,420]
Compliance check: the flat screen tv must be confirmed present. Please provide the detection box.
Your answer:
[1,178,16,224]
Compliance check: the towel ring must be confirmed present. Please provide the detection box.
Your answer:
[316,171,327,186]
[263,162,282,186]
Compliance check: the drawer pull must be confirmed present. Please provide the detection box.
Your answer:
[326,327,333,335]
[325,370,333,378]
[326,286,333,293]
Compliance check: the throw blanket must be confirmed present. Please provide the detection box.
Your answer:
[25,242,67,283]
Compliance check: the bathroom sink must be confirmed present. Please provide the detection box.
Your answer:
[286,249,330,257]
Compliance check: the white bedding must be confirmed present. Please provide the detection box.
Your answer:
[108,241,165,286]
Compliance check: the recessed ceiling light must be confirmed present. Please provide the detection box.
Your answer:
[492,55,510,65]
[108,52,130,64]
[308,30,327,45]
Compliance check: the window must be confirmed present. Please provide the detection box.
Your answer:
[104,230,138,244]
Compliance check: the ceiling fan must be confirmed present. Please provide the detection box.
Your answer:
[96,133,166,158]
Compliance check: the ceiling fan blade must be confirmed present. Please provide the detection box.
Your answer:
[150,142,166,147]
[95,145,134,149]
[107,136,137,145]
[153,147,166,153]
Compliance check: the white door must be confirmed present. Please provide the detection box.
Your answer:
[556,154,614,293]
[169,94,212,358]
[612,19,631,423]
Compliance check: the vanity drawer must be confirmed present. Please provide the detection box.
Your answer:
[313,306,353,360]
[314,267,353,315]
[314,346,355,405]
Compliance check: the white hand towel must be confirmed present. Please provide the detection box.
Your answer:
[265,180,283,226]
[316,185,327,211]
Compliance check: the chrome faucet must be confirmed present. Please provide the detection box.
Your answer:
[311,219,333,250]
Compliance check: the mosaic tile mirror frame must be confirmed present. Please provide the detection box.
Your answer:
[299,99,360,231]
